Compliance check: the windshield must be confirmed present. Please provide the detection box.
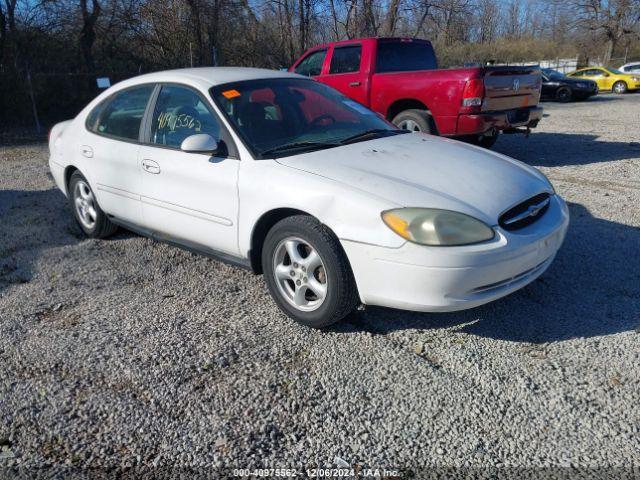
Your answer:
[605,67,623,75]
[210,78,403,158]
[542,69,565,79]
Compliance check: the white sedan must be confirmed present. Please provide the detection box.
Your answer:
[48,67,569,328]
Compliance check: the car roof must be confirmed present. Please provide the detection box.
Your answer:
[302,36,432,51]
[116,67,301,90]
[573,67,603,72]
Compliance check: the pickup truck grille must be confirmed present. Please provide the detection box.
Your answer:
[499,193,551,231]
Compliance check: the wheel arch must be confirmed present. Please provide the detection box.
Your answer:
[63,165,80,196]
[249,208,315,273]
[386,98,430,121]
[613,80,629,91]
[248,207,359,276]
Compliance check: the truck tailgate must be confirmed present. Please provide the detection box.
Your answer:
[482,66,541,112]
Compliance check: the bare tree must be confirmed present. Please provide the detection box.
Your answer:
[476,0,499,43]
[79,0,101,73]
[571,0,640,65]
[382,0,402,36]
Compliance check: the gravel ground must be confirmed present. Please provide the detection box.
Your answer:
[1,93,639,478]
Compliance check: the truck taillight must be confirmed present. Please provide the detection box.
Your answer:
[462,78,484,107]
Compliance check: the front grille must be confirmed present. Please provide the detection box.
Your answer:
[499,192,550,231]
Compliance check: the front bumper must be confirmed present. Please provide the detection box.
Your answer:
[456,106,544,136]
[341,195,569,312]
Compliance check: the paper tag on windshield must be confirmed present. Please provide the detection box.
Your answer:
[343,100,374,115]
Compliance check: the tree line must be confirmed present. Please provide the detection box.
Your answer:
[1,0,639,130]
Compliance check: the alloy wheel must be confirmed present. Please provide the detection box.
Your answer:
[557,88,571,102]
[613,82,627,94]
[272,236,327,312]
[397,119,421,132]
[73,180,98,230]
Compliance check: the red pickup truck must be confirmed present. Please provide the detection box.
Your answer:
[290,37,543,148]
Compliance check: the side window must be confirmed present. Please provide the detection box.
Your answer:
[294,50,327,77]
[86,101,106,131]
[151,85,221,149]
[94,85,154,141]
[329,45,362,74]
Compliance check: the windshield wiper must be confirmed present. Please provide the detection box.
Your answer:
[340,129,407,145]
[261,141,340,157]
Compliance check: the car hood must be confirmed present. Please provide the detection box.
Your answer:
[276,133,552,225]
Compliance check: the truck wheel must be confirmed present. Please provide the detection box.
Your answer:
[555,87,573,102]
[613,81,627,94]
[392,109,435,134]
[262,215,359,329]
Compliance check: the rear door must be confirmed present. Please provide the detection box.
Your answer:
[138,84,240,255]
[321,44,369,106]
[84,84,155,225]
[482,67,542,112]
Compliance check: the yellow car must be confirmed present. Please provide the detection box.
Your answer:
[567,67,640,94]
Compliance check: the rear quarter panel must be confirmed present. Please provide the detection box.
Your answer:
[370,68,479,135]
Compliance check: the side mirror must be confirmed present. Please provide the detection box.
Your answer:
[180,134,218,154]
[601,72,609,77]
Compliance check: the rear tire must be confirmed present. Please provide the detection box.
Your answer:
[392,109,435,134]
[613,81,628,94]
[555,86,573,102]
[68,171,118,239]
[262,215,359,328]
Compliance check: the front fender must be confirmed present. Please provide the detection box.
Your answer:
[237,160,405,257]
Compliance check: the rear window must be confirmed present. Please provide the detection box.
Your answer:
[376,41,437,73]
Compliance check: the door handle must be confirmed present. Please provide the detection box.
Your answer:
[80,145,93,158]
[141,159,161,174]
[349,81,361,87]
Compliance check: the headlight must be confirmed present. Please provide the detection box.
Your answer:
[632,77,640,82]
[381,208,495,246]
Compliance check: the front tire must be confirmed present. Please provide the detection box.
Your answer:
[613,81,628,94]
[262,215,359,328]
[68,171,118,238]
[392,109,435,134]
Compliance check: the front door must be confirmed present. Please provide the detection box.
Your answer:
[321,44,369,106]
[139,84,240,256]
